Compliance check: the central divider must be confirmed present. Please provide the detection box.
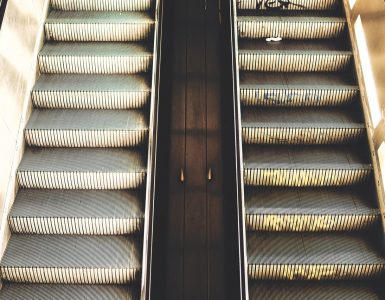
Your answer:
[151,0,244,298]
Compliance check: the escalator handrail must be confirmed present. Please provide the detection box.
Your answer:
[141,0,164,298]
[229,0,249,299]
[0,0,8,28]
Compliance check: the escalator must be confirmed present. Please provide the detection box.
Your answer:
[230,0,385,298]
[0,0,162,298]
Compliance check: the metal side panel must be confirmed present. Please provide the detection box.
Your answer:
[342,0,385,238]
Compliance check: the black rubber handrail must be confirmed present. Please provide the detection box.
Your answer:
[0,0,8,28]
[141,0,164,299]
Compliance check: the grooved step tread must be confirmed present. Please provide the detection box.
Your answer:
[0,284,138,300]
[242,107,363,128]
[238,10,344,19]
[1,235,141,268]
[248,281,382,300]
[239,39,350,52]
[18,148,146,173]
[240,72,357,88]
[9,190,144,234]
[46,11,154,24]
[32,74,151,109]
[33,74,150,92]
[1,235,141,283]
[245,187,378,215]
[243,145,370,169]
[38,42,153,74]
[10,189,144,219]
[244,186,380,231]
[25,110,149,147]
[39,42,152,57]
[237,11,346,40]
[239,72,359,107]
[237,0,340,11]
[51,0,152,12]
[247,232,385,265]
[26,109,148,131]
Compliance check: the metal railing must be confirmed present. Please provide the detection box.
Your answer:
[229,0,249,299]
[141,0,164,299]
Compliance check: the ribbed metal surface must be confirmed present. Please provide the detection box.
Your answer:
[1,235,141,284]
[243,126,364,144]
[0,284,138,300]
[45,11,154,42]
[38,42,152,74]
[9,189,144,234]
[32,74,151,109]
[247,232,385,280]
[241,87,358,107]
[17,148,147,189]
[238,15,346,39]
[245,187,380,231]
[1,0,157,293]
[240,72,359,107]
[51,0,152,11]
[25,109,148,147]
[237,0,339,10]
[242,107,365,144]
[235,1,385,297]
[248,281,382,300]
[239,51,352,72]
[243,145,372,186]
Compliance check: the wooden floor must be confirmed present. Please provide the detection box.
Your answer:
[151,0,241,299]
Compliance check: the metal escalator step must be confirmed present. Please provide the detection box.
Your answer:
[45,11,154,42]
[245,187,380,231]
[38,42,153,74]
[17,148,147,189]
[238,12,346,39]
[247,232,385,280]
[237,0,340,11]
[241,107,365,144]
[248,281,382,300]
[32,74,151,109]
[0,235,141,284]
[0,283,138,300]
[25,109,148,147]
[240,72,359,107]
[238,39,352,72]
[52,0,152,11]
[243,145,372,186]
[9,189,144,234]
